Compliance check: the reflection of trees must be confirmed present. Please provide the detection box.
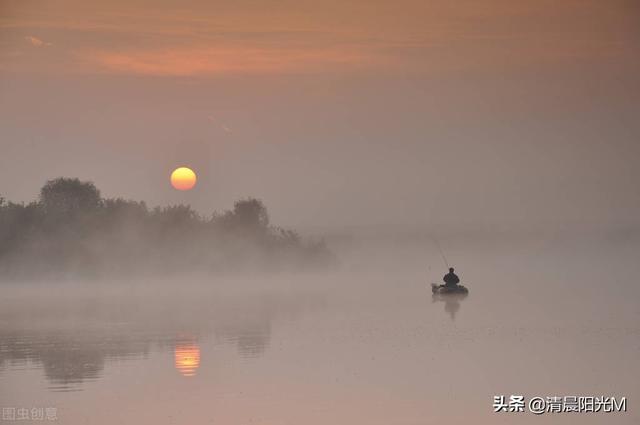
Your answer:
[432,293,468,321]
[0,332,154,390]
[215,321,271,358]
[0,289,323,389]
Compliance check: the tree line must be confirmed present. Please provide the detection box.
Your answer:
[0,178,333,279]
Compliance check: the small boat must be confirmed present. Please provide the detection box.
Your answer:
[431,283,469,295]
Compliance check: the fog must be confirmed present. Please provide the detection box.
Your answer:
[1,233,639,423]
[0,178,334,280]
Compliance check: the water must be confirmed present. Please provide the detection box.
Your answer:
[1,236,639,424]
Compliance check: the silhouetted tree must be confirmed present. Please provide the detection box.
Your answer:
[40,178,101,215]
[103,198,148,218]
[0,199,42,258]
[218,198,269,236]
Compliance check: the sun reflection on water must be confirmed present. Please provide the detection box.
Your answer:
[174,343,201,377]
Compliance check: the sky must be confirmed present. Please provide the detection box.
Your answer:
[1,0,639,231]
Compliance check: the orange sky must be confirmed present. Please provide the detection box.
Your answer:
[3,0,638,76]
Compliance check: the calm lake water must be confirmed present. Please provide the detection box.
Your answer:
[1,236,639,424]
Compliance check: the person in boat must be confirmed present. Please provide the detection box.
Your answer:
[442,267,460,287]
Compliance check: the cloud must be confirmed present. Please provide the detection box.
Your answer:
[7,0,637,77]
[84,44,379,77]
[25,36,52,47]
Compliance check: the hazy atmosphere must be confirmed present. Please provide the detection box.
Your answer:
[1,0,639,424]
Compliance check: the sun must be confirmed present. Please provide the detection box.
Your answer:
[170,167,197,191]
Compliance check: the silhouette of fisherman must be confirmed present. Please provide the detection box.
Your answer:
[442,267,460,288]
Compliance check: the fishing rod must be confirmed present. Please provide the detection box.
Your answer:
[431,235,450,269]
[425,186,453,271]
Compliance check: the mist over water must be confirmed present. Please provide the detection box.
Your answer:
[1,231,638,424]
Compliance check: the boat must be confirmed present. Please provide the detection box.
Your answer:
[431,283,469,295]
